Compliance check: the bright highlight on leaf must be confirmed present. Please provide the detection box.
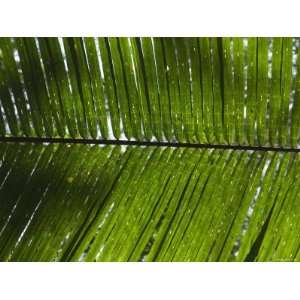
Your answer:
[0,37,300,261]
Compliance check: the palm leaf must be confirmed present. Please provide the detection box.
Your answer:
[0,37,299,261]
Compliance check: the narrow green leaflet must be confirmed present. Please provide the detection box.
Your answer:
[199,38,215,143]
[82,38,108,139]
[139,37,163,141]
[163,38,184,142]
[152,37,173,141]
[256,37,269,146]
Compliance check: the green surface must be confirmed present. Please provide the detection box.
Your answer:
[0,37,300,261]
[0,143,299,262]
[1,37,299,146]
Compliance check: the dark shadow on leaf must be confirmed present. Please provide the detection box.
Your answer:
[0,143,111,261]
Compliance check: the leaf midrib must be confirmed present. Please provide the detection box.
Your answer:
[0,136,300,153]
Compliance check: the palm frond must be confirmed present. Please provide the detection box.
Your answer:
[0,37,299,261]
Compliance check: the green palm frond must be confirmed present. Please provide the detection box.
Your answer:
[0,37,299,261]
